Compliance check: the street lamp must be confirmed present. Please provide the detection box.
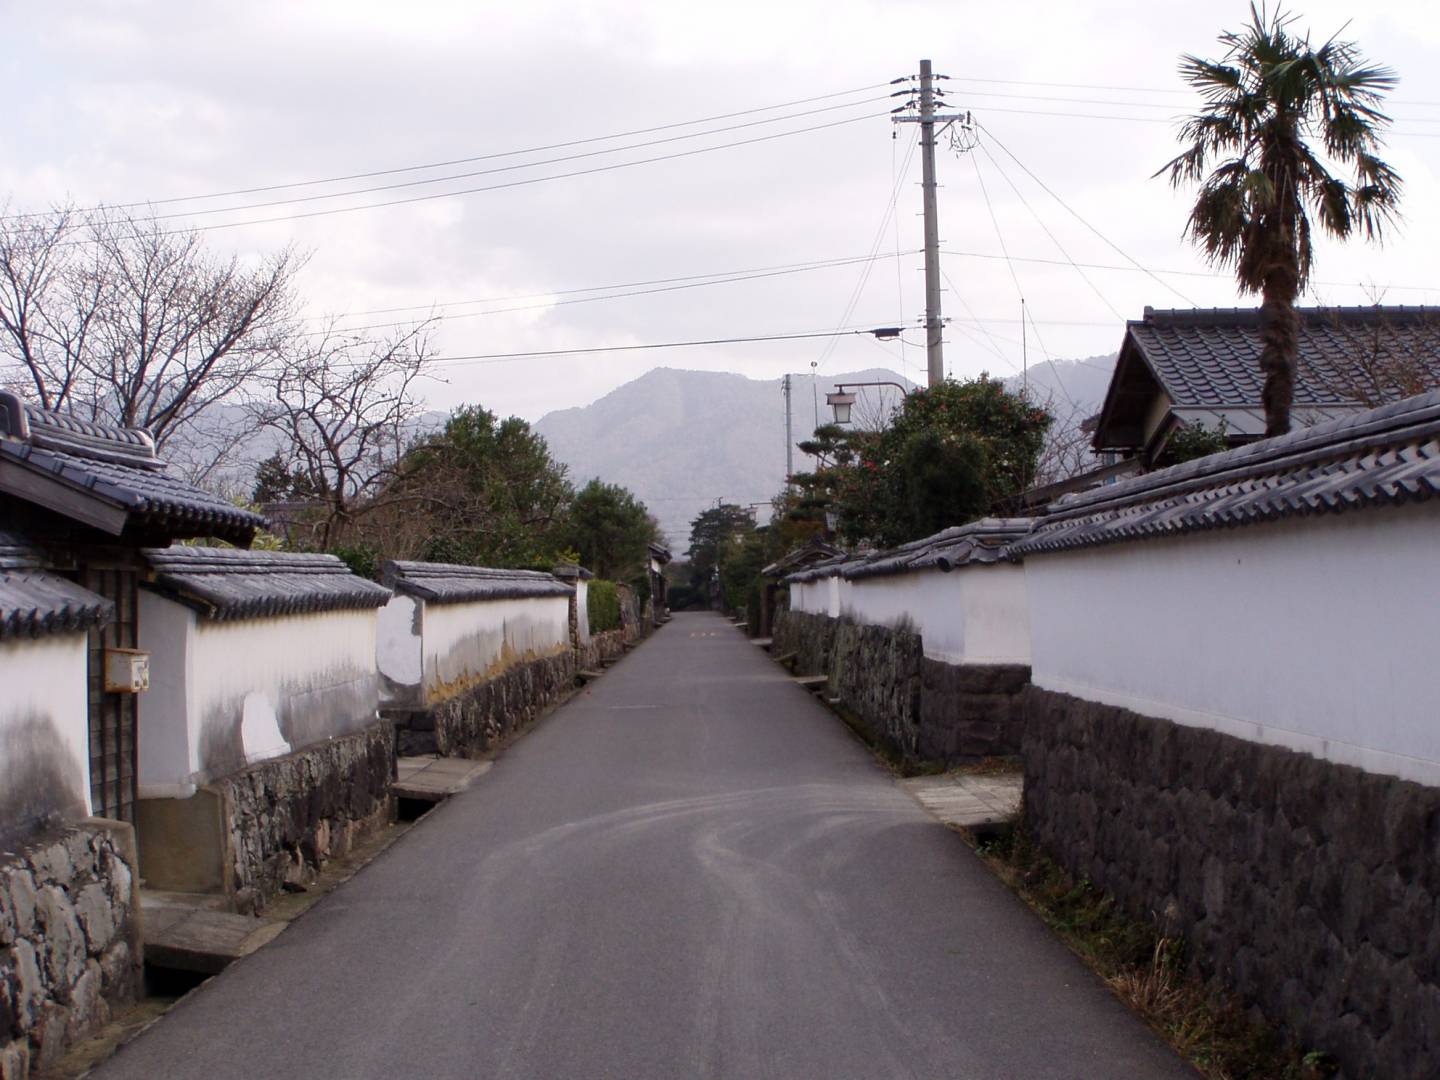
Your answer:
[825,380,911,425]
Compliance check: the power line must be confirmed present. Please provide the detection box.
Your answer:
[423,325,900,369]
[939,248,1439,294]
[0,83,892,222]
[975,139,1124,320]
[813,128,919,371]
[97,97,895,226]
[54,112,887,243]
[314,250,923,336]
[944,73,1440,109]
[976,120,1196,306]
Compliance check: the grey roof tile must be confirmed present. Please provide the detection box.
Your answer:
[1015,389,1440,557]
[383,561,573,604]
[1130,306,1440,410]
[142,547,391,620]
[782,519,1034,584]
[0,530,113,638]
[0,393,264,544]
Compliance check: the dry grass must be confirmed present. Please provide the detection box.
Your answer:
[975,826,1332,1080]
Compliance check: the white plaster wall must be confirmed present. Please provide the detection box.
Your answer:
[793,580,827,614]
[420,595,570,700]
[826,575,842,618]
[0,633,92,817]
[575,580,590,645]
[843,565,1031,665]
[1025,502,1440,786]
[139,597,380,793]
[377,593,423,698]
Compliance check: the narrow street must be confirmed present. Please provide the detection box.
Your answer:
[97,611,1192,1080]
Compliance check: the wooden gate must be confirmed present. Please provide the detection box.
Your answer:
[81,567,140,823]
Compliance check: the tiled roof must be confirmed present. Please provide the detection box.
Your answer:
[761,540,843,579]
[784,552,857,585]
[1014,389,1440,556]
[383,561,573,604]
[0,529,113,639]
[0,392,264,544]
[842,518,1034,580]
[1130,305,1440,413]
[552,562,595,581]
[143,547,391,621]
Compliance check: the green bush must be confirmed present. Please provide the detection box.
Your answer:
[588,579,622,634]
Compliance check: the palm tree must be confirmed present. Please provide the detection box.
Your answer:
[1159,4,1403,436]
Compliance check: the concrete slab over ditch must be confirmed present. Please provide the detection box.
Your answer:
[141,893,288,975]
[394,755,494,803]
[900,772,1022,833]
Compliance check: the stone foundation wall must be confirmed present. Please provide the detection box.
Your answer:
[1024,687,1440,1080]
[212,720,395,907]
[773,610,1029,767]
[399,650,576,759]
[0,821,141,1078]
[578,628,627,671]
[918,660,1029,762]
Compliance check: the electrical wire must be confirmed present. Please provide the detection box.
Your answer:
[0,82,893,222]
[975,138,1124,320]
[813,129,919,371]
[976,121,1196,306]
[54,112,887,244]
[94,96,895,226]
[315,250,924,336]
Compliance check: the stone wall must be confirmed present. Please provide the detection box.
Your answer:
[212,720,394,907]
[399,651,576,759]
[773,610,1028,768]
[1024,687,1440,1080]
[577,627,628,672]
[918,660,1028,762]
[1,821,141,1078]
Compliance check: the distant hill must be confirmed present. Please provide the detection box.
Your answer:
[534,366,916,551]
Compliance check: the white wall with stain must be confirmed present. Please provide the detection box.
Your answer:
[138,594,380,796]
[0,633,91,821]
[1025,502,1440,786]
[418,596,570,702]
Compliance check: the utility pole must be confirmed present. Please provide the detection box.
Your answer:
[895,59,962,388]
[783,373,793,484]
[918,58,944,387]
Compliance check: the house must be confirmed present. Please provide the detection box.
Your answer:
[1091,305,1440,465]
[0,390,263,825]
[646,541,671,624]
[757,537,841,637]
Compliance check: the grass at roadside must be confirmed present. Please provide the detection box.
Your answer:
[973,825,1334,1080]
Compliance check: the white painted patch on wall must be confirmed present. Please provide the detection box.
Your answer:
[241,691,290,764]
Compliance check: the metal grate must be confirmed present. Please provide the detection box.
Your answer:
[82,567,139,823]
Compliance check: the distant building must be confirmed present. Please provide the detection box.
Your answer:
[1091,305,1440,466]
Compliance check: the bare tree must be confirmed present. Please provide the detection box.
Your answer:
[253,321,437,551]
[1031,393,1097,487]
[0,202,302,476]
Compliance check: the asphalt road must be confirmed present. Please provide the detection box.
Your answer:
[98,611,1194,1080]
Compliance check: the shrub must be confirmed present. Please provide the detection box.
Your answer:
[588,579,622,634]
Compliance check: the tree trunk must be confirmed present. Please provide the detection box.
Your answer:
[1258,262,1300,438]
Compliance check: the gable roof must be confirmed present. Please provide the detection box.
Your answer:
[1093,306,1440,453]
[0,392,263,545]
[1015,388,1440,557]
[142,547,391,620]
[0,528,114,639]
[382,561,573,604]
[761,539,843,579]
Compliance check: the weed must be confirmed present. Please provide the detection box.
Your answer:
[976,825,1321,1080]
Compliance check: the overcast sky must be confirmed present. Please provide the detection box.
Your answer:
[4,0,1438,424]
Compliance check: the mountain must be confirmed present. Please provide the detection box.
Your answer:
[534,366,915,551]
